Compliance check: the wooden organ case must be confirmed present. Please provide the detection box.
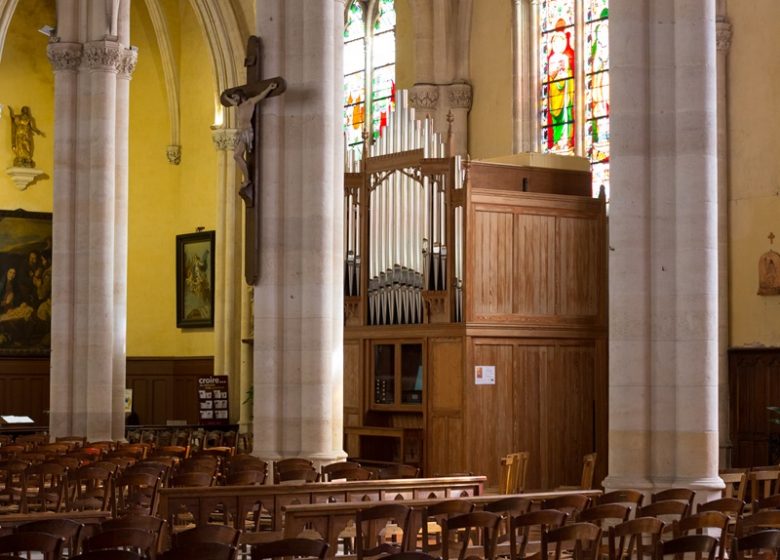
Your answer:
[342,93,608,489]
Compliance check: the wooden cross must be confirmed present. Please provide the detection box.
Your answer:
[220,36,286,284]
[770,232,775,246]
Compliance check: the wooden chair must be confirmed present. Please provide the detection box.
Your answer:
[720,469,748,502]
[484,496,531,552]
[542,495,592,520]
[224,469,266,486]
[598,490,644,512]
[101,514,165,557]
[277,468,319,483]
[67,465,114,512]
[0,531,65,560]
[321,461,362,481]
[113,472,161,517]
[20,461,68,512]
[736,509,780,537]
[756,494,780,512]
[172,524,240,548]
[273,458,315,484]
[607,517,664,560]
[379,465,420,480]
[541,522,602,560]
[558,454,597,490]
[154,446,188,460]
[651,489,695,513]
[508,509,569,560]
[637,501,689,530]
[251,538,329,560]
[656,535,717,560]
[499,454,517,495]
[673,511,729,560]
[441,511,501,560]
[83,528,157,560]
[0,459,29,513]
[731,529,780,560]
[422,499,475,554]
[71,551,142,560]
[355,503,411,559]
[749,467,780,511]
[158,542,235,560]
[16,518,84,557]
[577,505,630,560]
[698,498,745,558]
[169,472,214,488]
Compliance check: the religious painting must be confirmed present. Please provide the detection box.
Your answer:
[0,209,52,355]
[176,231,215,328]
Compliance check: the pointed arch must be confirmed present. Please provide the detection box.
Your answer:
[0,0,20,63]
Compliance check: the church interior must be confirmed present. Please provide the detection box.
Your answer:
[0,0,776,519]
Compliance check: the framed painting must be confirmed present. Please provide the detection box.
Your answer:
[176,231,215,328]
[0,209,53,355]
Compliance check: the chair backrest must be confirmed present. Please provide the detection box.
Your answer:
[598,490,645,511]
[113,472,161,517]
[71,550,142,560]
[17,518,83,557]
[657,535,717,560]
[321,461,362,481]
[422,500,475,554]
[23,461,68,512]
[719,469,748,502]
[698,497,745,517]
[225,469,267,486]
[736,509,780,537]
[542,494,591,518]
[499,454,517,495]
[356,503,411,559]
[252,538,328,560]
[173,524,241,548]
[84,528,156,559]
[277,468,318,483]
[101,514,165,534]
[378,464,420,480]
[637,500,689,525]
[731,529,780,560]
[651,489,696,511]
[273,458,314,483]
[483,496,531,517]
[608,517,664,560]
[508,509,569,560]
[325,466,374,482]
[756,493,780,512]
[674,511,729,560]
[750,467,780,507]
[169,471,214,488]
[441,511,501,560]
[159,542,236,560]
[580,453,597,490]
[0,531,65,560]
[577,503,631,527]
[541,522,602,560]
[69,465,114,511]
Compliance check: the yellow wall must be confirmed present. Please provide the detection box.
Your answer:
[727,0,780,346]
[395,0,414,90]
[468,0,513,159]
[126,0,217,356]
[0,0,55,212]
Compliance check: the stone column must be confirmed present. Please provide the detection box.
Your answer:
[48,0,135,441]
[253,0,346,466]
[715,15,731,467]
[212,128,244,425]
[606,0,723,501]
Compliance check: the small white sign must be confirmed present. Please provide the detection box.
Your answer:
[474,365,496,385]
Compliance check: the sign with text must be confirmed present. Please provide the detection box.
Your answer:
[197,376,229,425]
[474,365,496,385]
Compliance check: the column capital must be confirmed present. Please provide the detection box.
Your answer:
[84,41,124,72]
[409,84,439,112]
[118,49,138,79]
[212,128,239,151]
[716,20,732,52]
[447,82,473,110]
[47,42,82,72]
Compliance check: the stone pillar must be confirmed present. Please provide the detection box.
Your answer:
[606,0,723,501]
[253,0,346,465]
[48,0,135,441]
[212,128,244,425]
[715,15,731,467]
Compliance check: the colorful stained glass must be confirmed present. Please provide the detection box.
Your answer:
[374,0,396,33]
[540,0,574,32]
[345,1,366,40]
[586,0,608,23]
[371,95,392,140]
[373,30,395,68]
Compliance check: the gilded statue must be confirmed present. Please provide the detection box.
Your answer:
[9,106,44,168]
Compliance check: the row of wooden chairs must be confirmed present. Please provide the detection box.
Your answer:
[499,452,597,495]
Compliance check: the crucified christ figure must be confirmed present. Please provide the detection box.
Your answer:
[223,80,279,207]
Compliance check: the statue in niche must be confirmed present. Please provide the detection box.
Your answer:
[9,106,44,168]
[758,232,780,295]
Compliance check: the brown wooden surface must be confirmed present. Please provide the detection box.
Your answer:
[466,161,592,197]
[0,357,49,424]
[729,348,780,466]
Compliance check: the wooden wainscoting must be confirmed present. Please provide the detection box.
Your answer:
[729,347,780,467]
[0,356,213,428]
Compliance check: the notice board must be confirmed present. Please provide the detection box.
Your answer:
[197,376,229,425]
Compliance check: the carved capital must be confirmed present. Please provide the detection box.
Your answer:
[409,84,439,112]
[118,49,138,78]
[716,20,732,52]
[166,145,181,165]
[84,41,124,72]
[212,129,239,151]
[447,82,472,110]
[47,43,82,72]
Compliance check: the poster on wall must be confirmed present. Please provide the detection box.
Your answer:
[474,365,496,385]
[197,376,229,425]
[0,210,52,355]
[176,231,215,328]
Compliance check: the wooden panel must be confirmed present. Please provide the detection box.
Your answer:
[558,216,600,317]
[467,161,592,197]
[428,414,464,476]
[429,338,463,411]
[544,344,596,488]
[729,348,780,467]
[464,343,514,485]
[513,214,555,316]
[512,344,548,489]
[343,340,362,427]
[0,358,49,424]
[472,210,514,316]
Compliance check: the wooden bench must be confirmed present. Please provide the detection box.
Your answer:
[0,510,112,529]
[282,488,603,557]
[157,475,486,544]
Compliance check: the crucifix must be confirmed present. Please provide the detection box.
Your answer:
[221,36,286,284]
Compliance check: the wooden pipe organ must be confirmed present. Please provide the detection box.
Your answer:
[344,91,465,326]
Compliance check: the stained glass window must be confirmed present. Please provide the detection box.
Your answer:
[538,0,609,197]
[344,0,396,160]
